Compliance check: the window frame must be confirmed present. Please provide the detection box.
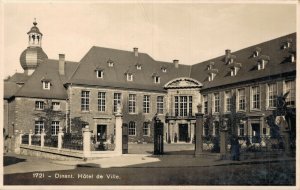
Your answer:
[35,101,44,110]
[225,91,232,112]
[34,121,44,135]
[96,70,104,78]
[43,81,50,90]
[251,86,261,110]
[98,92,106,112]
[127,74,133,81]
[128,94,137,114]
[143,122,150,136]
[237,88,246,111]
[213,93,220,113]
[157,96,164,115]
[267,83,277,109]
[81,91,90,112]
[52,102,60,111]
[51,121,60,136]
[128,121,136,136]
[113,93,122,113]
[285,80,296,106]
[143,95,150,114]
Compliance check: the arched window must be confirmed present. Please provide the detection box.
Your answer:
[128,121,136,136]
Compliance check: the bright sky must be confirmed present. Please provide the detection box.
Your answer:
[2,2,296,77]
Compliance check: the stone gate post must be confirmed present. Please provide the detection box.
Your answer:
[195,112,204,157]
[114,111,123,155]
[28,130,33,146]
[220,128,228,159]
[14,130,22,154]
[41,129,46,147]
[57,128,64,150]
[82,125,92,158]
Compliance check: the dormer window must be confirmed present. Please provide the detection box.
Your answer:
[127,73,133,81]
[283,38,292,49]
[96,70,104,78]
[257,55,270,70]
[258,61,265,70]
[207,62,214,70]
[135,63,142,70]
[43,81,50,90]
[208,73,216,81]
[161,67,167,73]
[229,62,241,76]
[291,54,295,63]
[231,67,237,76]
[154,76,160,84]
[107,59,114,67]
[41,78,51,90]
[253,47,261,57]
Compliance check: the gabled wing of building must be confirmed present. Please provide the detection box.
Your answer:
[12,59,79,99]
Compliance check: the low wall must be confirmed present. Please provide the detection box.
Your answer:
[20,145,121,160]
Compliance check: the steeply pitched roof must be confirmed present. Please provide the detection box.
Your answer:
[4,73,29,99]
[190,33,296,90]
[67,46,191,92]
[13,59,79,99]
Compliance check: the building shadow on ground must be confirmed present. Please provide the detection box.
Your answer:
[4,156,26,166]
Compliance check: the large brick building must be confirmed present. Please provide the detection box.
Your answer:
[4,21,296,146]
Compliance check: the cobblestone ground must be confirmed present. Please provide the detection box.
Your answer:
[128,143,194,154]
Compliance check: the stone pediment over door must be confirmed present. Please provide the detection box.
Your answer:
[164,77,203,89]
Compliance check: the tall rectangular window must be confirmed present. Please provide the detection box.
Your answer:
[157,96,164,114]
[35,121,44,134]
[174,96,192,117]
[81,91,90,111]
[238,124,245,136]
[203,95,208,114]
[35,101,44,110]
[252,86,260,109]
[214,93,220,113]
[238,89,246,111]
[113,93,122,113]
[52,102,60,111]
[143,122,150,136]
[225,91,232,112]
[268,83,277,108]
[51,121,59,135]
[128,121,136,136]
[143,95,150,113]
[128,94,136,113]
[285,80,295,106]
[98,92,106,112]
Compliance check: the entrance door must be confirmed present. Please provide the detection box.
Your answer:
[251,123,261,143]
[179,124,188,142]
[97,125,107,142]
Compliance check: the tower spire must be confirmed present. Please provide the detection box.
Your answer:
[33,18,37,26]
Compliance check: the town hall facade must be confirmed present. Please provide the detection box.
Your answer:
[4,20,296,147]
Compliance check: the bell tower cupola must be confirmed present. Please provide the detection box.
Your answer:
[20,19,48,75]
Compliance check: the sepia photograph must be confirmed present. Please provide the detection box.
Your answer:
[1,0,298,189]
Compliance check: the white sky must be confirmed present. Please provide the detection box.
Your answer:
[2,2,296,77]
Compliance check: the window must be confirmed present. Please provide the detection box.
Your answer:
[213,93,220,113]
[208,73,216,81]
[268,83,277,108]
[35,101,44,110]
[113,93,122,113]
[136,65,142,70]
[127,74,133,81]
[238,89,246,111]
[231,67,238,76]
[128,94,136,113]
[203,95,208,114]
[252,86,260,109]
[96,70,103,78]
[143,95,150,113]
[128,121,136,136]
[98,92,106,112]
[162,68,167,73]
[291,54,295,63]
[213,121,219,136]
[258,61,266,70]
[34,121,44,134]
[238,124,244,136]
[143,122,150,136]
[108,61,114,67]
[43,81,50,90]
[285,80,295,106]
[51,121,59,135]
[174,96,192,117]
[81,91,90,111]
[154,76,160,84]
[52,102,60,111]
[225,91,232,112]
[157,96,164,114]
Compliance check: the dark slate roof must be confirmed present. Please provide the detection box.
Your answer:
[13,59,79,99]
[67,46,191,92]
[190,33,296,90]
[4,73,29,99]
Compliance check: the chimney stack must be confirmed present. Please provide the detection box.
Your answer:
[173,59,179,68]
[225,49,231,56]
[133,47,138,57]
[59,54,65,75]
